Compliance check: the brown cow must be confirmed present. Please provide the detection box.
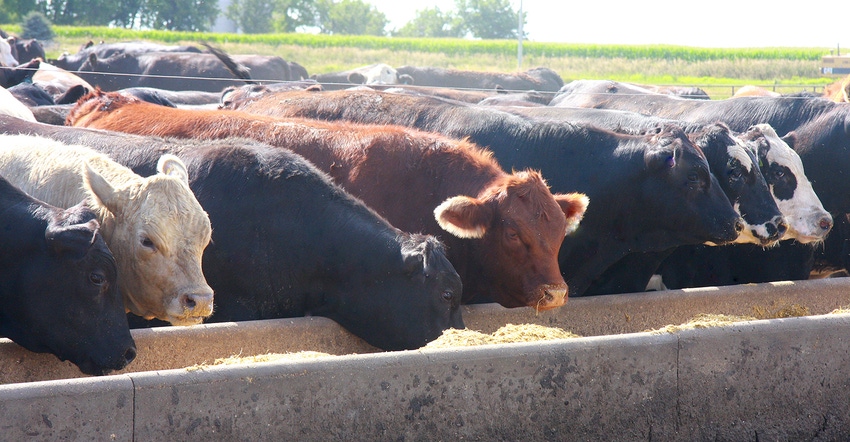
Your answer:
[67,90,589,311]
[823,74,850,103]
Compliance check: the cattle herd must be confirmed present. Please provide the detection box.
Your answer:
[1,35,849,377]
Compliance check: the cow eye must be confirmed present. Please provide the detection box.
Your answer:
[141,237,156,250]
[729,166,743,180]
[441,290,454,302]
[506,229,519,241]
[687,171,699,183]
[773,169,785,179]
[89,271,106,286]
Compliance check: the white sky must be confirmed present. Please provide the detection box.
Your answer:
[366,0,847,49]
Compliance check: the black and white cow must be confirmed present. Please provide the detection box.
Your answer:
[0,176,136,375]
[501,105,833,288]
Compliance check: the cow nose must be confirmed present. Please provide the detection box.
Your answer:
[819,215,833,233]
[735,218,745,234]
[537,285,567,311]
[180,292,214,315]
[767,216,788,241]
[123,346,137,366]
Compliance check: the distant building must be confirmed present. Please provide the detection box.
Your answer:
[821,55,850,76]
[212,0,239,33]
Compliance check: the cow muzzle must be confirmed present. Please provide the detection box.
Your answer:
[166,288,214,325]
[534,284,568,311]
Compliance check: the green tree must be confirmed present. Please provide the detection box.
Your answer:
[315,0,387,36]
[393,7,463,38]
[271,0,319,33]
[35,0,116,26]
[226,0,318,34]
[139,0,219,31]
[226,0,276,33]
[20,10,55,40]
[454,0,520,39]
[0,0,37,23]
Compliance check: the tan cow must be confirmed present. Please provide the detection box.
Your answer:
[0,134,214,325]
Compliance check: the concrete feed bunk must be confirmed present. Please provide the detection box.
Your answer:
[2,278,850,440]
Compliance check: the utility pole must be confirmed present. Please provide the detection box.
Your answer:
[517,0,523,69]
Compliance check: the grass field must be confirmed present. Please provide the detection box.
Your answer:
[4,24,841,98]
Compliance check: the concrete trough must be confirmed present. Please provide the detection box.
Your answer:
[2,277,850,440]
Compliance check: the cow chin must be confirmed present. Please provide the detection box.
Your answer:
[166,315,206,326]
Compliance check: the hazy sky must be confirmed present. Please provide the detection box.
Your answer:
[366,0,847,49]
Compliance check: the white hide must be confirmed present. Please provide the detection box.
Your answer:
[357,63,399,85]
[0,86,36,122]
[0,38,18,67]
[33,61,95,96]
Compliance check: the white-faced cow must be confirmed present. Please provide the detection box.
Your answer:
[0,176,136,375]
[0,38,18,66]
[0,134,214,326]
[311,63,410,90]
[67,90,589,311]
[0,115,466,351]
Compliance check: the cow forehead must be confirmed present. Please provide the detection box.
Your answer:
[134,177,211,242]
[490,175,567,231]
[760,129,806,176]
[727,136,754,173]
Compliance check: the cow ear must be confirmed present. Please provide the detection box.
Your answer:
[83,162,121,214]
[348,72,366,84]
[433,195,492,239]
[555,192,589,235]
[781,131,797,150]
[45,219,98,258]
[645,145,677,170]
[157,154,189,184]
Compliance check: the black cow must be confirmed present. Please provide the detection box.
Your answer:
[220,89,744,296]
[6,36,45,64]
[0,116,464,351]
[549,79,841,136]
[0,57,40,88]
[0,177,135,375]
[52,41,203,71]
[72,51,295,92]
[396,65,564,92]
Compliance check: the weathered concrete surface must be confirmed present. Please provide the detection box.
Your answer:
[676,315,850,441]
[2,314,850,440]
[131,333,680,441]
[0,376,134,440]
[2,277,849,385]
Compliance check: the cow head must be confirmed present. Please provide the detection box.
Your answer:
[691,123,785,246]
[745,124,832,243]
[83,154,214,325]
[0,199,135,376]
[331,234,464,351]
[434,170,588,310]
[0,37,18,67]
[642,124,743,246]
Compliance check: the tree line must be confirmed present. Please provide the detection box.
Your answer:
[0,0,522,38]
